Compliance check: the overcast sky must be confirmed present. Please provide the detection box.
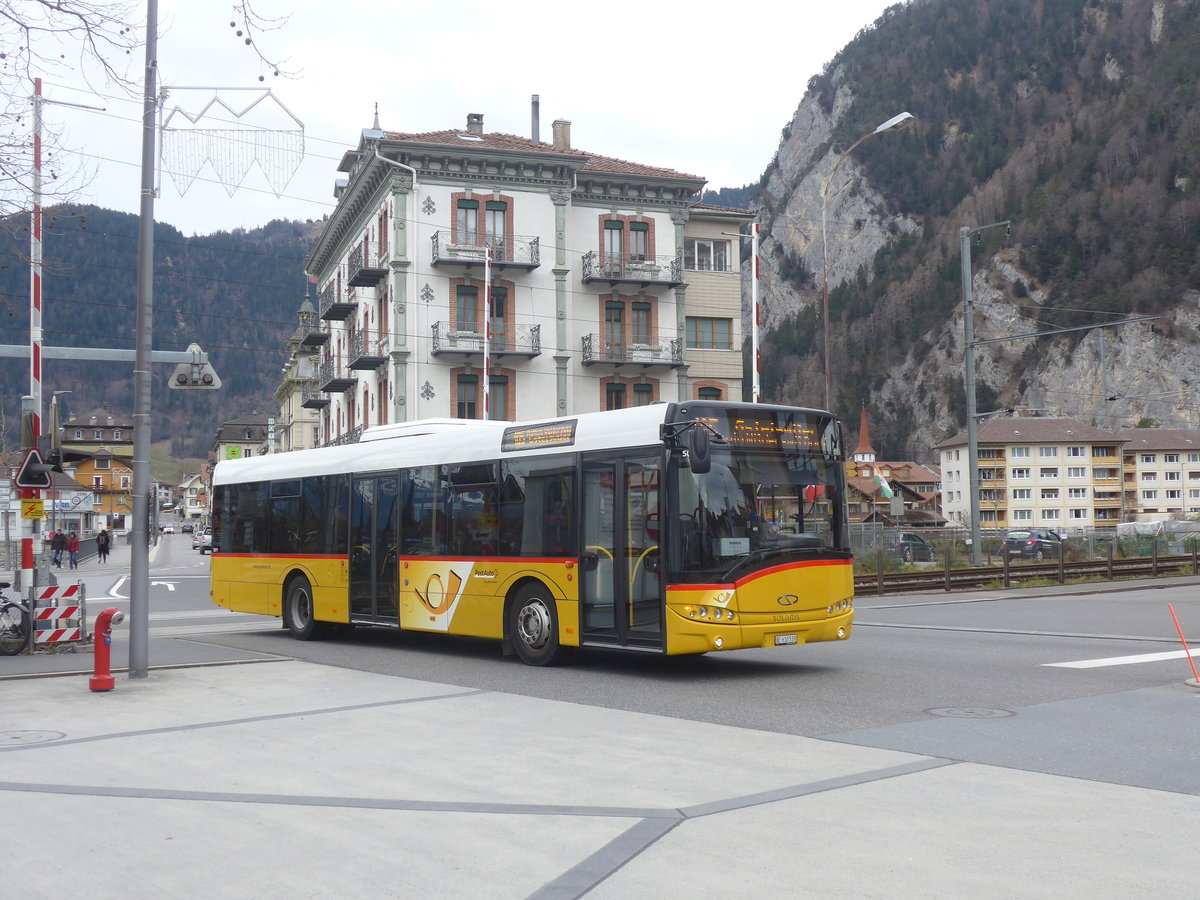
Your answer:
[37,0,900,236]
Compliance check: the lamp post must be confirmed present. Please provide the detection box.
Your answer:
[820,112,914,411]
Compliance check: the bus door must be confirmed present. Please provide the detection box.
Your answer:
[349,474,400,623]
[580,453,663,648]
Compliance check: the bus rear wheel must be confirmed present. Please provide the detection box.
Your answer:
[283,576,324,640]
[509,583,565,666]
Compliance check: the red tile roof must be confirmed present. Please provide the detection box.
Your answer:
[382,129,704,181]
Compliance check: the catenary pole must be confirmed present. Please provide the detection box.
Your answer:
[129,0,159,678]
[751,221,760,403]
[483,249,491,419]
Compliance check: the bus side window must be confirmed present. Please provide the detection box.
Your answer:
[500,456,575,556]
[321,474,349,556]
[300,477,323,554]
[401,466,438,556]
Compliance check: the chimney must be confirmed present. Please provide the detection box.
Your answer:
[466,113,484,135]
[531,94,540,143]
[552,119,571,151]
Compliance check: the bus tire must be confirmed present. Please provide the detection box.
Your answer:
[283,576,323,641]
[508,583,565,666]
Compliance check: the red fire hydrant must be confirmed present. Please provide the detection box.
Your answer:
[89,607,125,692]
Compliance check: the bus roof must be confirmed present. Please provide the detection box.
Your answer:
[214,404,671,486]
[211,401,829,486]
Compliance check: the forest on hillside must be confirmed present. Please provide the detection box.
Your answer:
[0,207,320,456]
[756,0,1200,456]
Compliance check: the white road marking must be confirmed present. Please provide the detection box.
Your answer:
[1045,648,1200,668]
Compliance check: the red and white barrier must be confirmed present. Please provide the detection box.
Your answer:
[34,605,83,644]
[35,584,81,606]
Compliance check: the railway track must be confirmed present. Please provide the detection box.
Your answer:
[853,553,1200,596]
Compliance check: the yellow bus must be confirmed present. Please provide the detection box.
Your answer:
[210,401,853,665]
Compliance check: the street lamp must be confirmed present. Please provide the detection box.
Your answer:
[820,111,915,410]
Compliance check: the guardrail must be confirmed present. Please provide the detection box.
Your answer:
[854,545,1200,596]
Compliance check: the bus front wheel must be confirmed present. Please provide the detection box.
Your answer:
[283,576,323,640]
[509,584,565,666]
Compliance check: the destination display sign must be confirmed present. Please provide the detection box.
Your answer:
[693,412,823,452]
[501,419,578,452]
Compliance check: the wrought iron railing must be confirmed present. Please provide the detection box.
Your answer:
[581,251,682,284]
[430,231,540,267]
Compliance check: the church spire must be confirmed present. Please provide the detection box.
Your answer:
[852,406,877,463]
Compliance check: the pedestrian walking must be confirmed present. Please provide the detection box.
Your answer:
[67,531,80,569]
[51,529,67,568]
[97,528,111,563]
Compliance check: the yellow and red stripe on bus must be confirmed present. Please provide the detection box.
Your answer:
[663,558,854,655]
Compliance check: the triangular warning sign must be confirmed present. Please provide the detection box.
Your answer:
[15,447,52,489]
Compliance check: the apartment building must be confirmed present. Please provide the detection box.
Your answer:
[1117,428,1200,520]
[936,417,1124,530]
[292,107,750,444]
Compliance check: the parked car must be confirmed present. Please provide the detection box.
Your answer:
[198,530,212,554]
[192,528,206,551]
[1004,529,1062,560]
[181,523,193,534]
[893,532,934,562]
[162,524,175,534]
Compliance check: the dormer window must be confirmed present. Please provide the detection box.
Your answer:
[94,429,103,440]
[113,429,122,440]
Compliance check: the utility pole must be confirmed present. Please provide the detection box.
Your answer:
[722,223,761,403]
[129,0,160,678]
[961,221,1009,568]
[961,220,1155,568]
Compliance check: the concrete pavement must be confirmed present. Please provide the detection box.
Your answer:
[2,552,1199,897]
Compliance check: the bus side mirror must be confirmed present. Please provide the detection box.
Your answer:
[689,427,711,475]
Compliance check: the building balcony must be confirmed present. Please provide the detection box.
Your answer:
[325,425,363,447]
[347,240,389,286]
[319,282,357,321]
[298,322,330,351]
[348,333,389,370]
[300,383,329,410]
[581,251,683,287]
[580,334,684,368]
[430,322,541,359]
[317,358,356,393]
[430,232,540,271]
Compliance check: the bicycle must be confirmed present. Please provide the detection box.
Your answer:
[0,582,30,656]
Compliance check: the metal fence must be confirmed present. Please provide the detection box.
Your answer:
[850,523,1194,565]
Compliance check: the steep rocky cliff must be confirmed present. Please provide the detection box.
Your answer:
[753,0,1200,460]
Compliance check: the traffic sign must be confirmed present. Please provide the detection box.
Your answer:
[14,447,53,489]
[21,498,44,519]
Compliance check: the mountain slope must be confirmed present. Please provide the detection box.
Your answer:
[0,207,322,456]
[755,0,1200,459]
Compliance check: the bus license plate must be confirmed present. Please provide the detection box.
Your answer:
[774,634,798,646]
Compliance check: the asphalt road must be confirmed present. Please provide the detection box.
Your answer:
[83,538,1200,798]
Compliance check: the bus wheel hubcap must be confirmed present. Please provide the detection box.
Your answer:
[518,600,550,650]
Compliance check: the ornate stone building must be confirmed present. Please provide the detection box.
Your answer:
[289,106,751,443]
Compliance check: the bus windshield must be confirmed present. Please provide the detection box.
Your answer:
[669,441,848,583]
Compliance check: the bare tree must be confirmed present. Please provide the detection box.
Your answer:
[0,1,291,223]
